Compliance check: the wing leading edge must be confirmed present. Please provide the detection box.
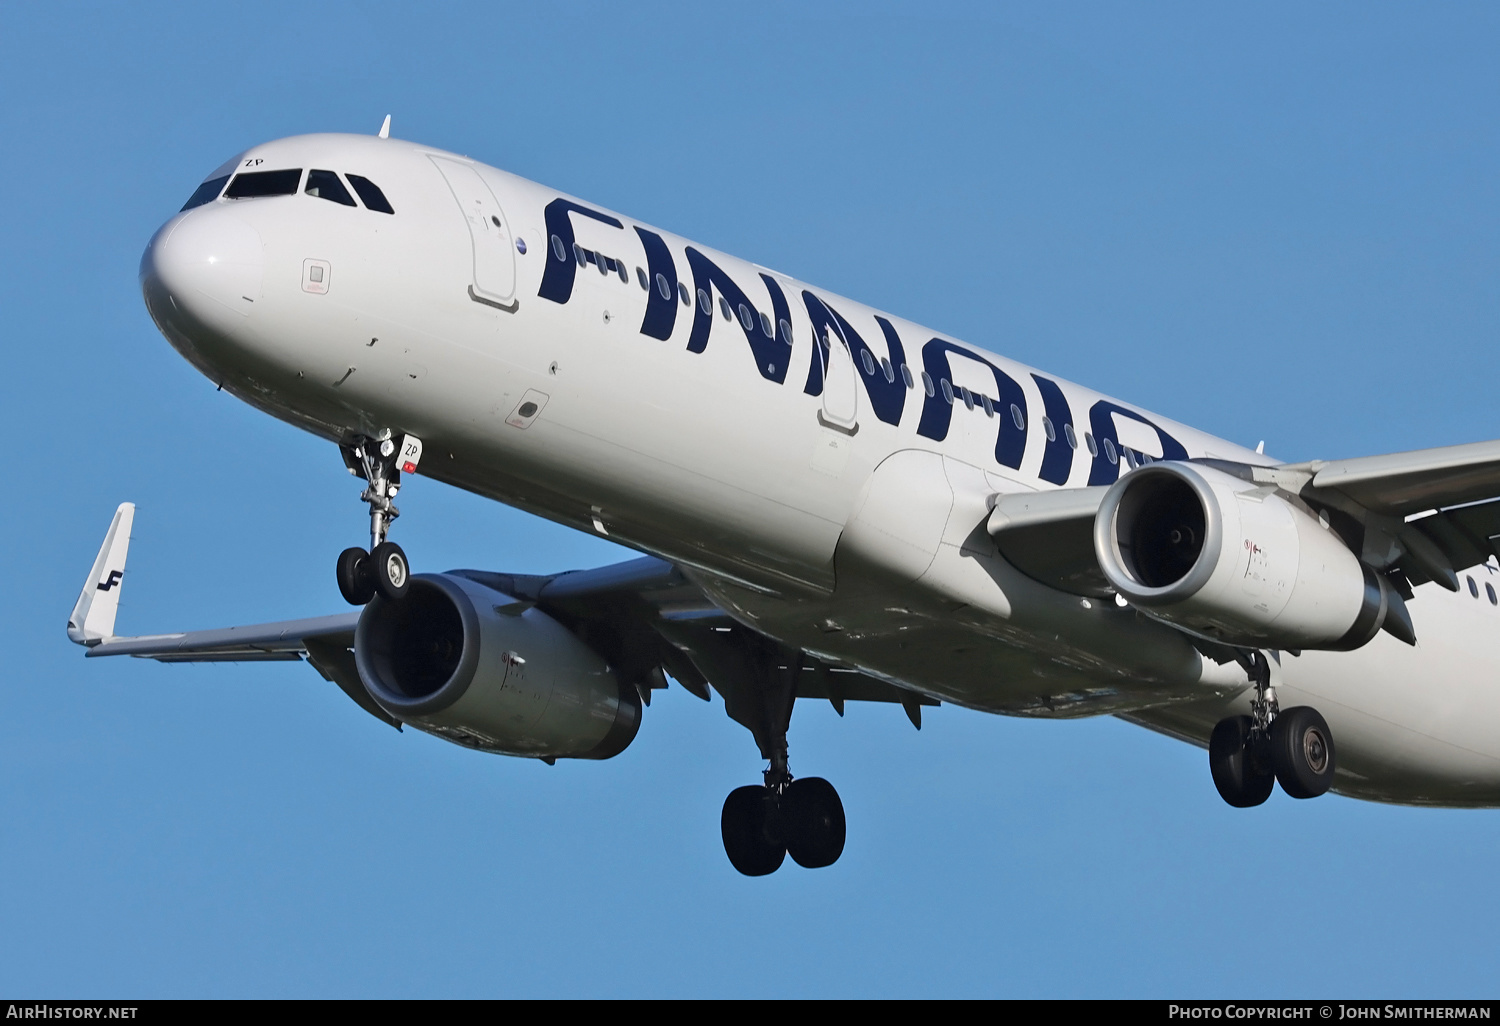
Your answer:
[68,507,935,735]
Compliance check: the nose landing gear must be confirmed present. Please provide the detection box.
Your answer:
[335,432,420,606]
[1209,651,1336,807]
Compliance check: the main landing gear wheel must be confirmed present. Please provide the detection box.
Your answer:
[1209,715,1274,808]
[720,776,847,876]
[721,785,786,877]
[782,777,846,869]
[336,547,375,606]
[1271,706,1336,799]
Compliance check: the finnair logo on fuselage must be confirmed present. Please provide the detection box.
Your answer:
[537,196,1187,484]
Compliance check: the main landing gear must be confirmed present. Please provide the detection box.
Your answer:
[1209,651,1336,807]
[714,649,847,876]
[336,431,418,606]
[722,768,847,877]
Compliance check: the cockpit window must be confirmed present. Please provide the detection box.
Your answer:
[305,169,356,207]
[181,175,230,211]
[346,174,395,214]
[225,169,303,199]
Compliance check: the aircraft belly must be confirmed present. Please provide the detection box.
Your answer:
[692,567,1246,717]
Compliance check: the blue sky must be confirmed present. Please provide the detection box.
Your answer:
[3,2,1499,997]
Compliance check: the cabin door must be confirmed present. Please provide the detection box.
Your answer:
[430,155,517,306]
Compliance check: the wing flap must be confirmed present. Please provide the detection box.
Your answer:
[1402,498,1500,586]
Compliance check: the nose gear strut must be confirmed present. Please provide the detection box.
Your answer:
[335,431,421,605]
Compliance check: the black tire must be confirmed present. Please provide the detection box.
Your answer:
[1271,706,1336,799]
[783,777,846,868]
[336,547,375,606]
[1208,715,1275,808]
[721,785,785,877]
[370,541,410,601]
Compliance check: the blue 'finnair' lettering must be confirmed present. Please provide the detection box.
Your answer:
[538,199,624,305]
[532,196,1197,485]
[1031,375,1075,485]
[799,293,906,427]
[634,227,679,341]
[1085,400,1189,485]
[685,248,790,383]
[917,338,1029,470]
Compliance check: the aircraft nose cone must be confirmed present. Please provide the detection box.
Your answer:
[140,207,265,328]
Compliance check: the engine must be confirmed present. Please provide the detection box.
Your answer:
[1093,462,1395,650]
[354,573,640,759]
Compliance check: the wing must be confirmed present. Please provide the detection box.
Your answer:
[1295,439,1500,516]
[67,507,934,734]
[986,439,1500,600]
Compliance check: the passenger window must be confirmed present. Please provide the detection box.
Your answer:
[1122,447,1137,469]
[305,169,356,206]
[982,395,994,417]
[698,288,711,314]
[760,311,774,337]
[637,267,649,290]
[1085,432,1098,457]
[738,303,754,330]
[346,174,395,214]
[902,364,915,390]
[652,273,668,300]
[181,174,231,211]
[1103,438,1117,464]
[616,261,628,283]
[881,357,894,383]
[921,370,935,397]
[225,168,302,199]
[1469,576,1479,598]
[1064,423,1078,449]
[1010,404,1025,430]
[679,282,691,306]
[1488,583,1497,605]
[552,235,566,261]
[720,296,732,321]
[779,319,793,344]
[1042,416,1056,443]
[941,378,954,404]
[861,350,877,376]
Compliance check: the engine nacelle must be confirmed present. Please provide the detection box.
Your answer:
[1093,462,1391,651]
[354,573,640,759]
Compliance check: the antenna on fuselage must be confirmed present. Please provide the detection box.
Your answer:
[378,114,391,139]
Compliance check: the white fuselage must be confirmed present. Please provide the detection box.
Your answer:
[140,134,1500,806]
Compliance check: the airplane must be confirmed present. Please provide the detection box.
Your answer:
[68,120,1500,876]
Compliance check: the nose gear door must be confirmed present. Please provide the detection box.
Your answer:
[430,155,517,305]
